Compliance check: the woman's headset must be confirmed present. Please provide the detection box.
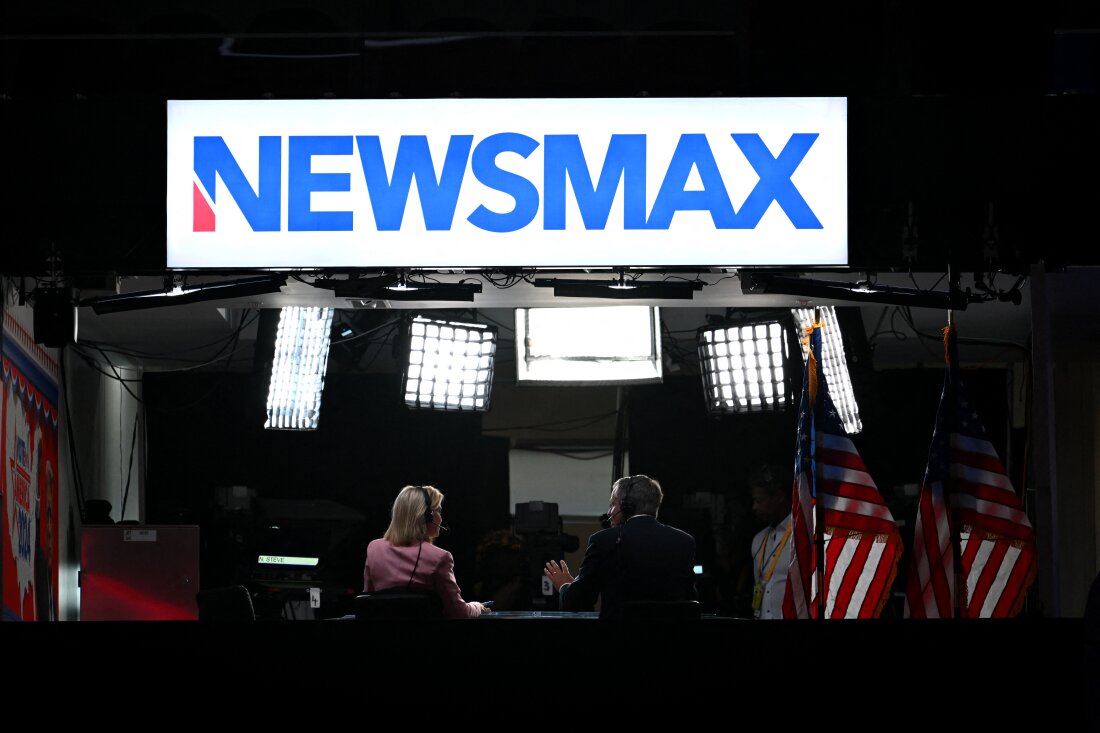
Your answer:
[417,485,434,525]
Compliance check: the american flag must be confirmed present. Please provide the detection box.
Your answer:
[784,323,902,619]
[904,325,1036,618]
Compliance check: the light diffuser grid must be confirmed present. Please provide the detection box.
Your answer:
[698,321,790,413]
[403,316,497,412]
[265,306,334,430]
[792,306,862,434]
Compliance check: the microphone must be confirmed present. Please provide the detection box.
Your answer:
[599,511,620,530]
[432,520,451,536]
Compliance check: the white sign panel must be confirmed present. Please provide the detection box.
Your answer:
[167,97,847,269]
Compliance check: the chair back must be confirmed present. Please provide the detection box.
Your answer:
[354,589,443,620]
[196,585,256,621]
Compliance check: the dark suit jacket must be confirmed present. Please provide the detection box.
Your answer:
[559,515,696,620]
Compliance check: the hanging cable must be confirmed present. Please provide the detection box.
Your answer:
[612,387,629,481]
[118,409,140,522]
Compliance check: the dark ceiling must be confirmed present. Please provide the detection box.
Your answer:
[2,3,1098,278]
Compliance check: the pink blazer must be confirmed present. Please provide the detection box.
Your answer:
[363,539,482,619]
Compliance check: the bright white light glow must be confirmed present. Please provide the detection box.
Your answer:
[792,306,862,434]
[515,306,663,384]
[258,555,319,566]
[265,306,334,430]
[403,316,497,412]
[698,320,790,413]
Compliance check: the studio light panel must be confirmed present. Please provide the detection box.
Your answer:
[514,306,663,385]
[792,306,862,434]
[698,321,790,413]
[265,306,334,430]
[403,316,497,412]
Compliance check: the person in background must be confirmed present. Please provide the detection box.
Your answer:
[363,484,490,619]
[748,463,793,620]
[473,529,529,611]
[711,492,757,618]
[543,474,696,619]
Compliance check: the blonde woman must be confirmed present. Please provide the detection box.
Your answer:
[363,485,488,618]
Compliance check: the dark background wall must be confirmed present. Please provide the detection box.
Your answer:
[143,358,1017,618]
[143,371,511,616]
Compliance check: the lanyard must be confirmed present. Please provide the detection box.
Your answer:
[756,522,793,583]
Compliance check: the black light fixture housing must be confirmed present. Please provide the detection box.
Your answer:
[322,274,482,302]
[31,286,78,346]
[533,276,702,300]
[87,274,288,314]
[375,281,482,302]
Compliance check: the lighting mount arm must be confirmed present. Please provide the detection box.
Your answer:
[85,274,288,314]
[740,272,979,310]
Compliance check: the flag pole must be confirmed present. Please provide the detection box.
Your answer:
[813,307,826,620]
[946,310,961,618]
[946,267,963,618]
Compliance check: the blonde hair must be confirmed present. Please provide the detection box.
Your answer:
[384,485,443,546]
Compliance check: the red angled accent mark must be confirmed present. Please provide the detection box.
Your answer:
[193,183,215,231]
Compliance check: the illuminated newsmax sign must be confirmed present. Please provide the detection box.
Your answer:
[166,98,847,269]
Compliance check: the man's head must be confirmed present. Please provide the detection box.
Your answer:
[749,464,789,527]
[609,474,663,525]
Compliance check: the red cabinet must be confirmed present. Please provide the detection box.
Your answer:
[80,525,199,620]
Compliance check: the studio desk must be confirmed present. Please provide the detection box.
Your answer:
[6,612,1091,713]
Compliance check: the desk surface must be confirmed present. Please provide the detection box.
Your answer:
[4,616,1086,713]
[480,610,599,619]
[329,610,741,620]
[327,610,600,620]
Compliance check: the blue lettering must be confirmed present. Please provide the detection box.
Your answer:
[646,134,737,229]
[289,136,353,232]
[194,136,281,231]
[543,135,647,230]
[192,130,822,234]
[468,133,540,233]
[357,135,472,231]
[731,133,822,229]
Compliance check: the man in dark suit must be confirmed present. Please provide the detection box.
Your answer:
[543,474,696,620]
